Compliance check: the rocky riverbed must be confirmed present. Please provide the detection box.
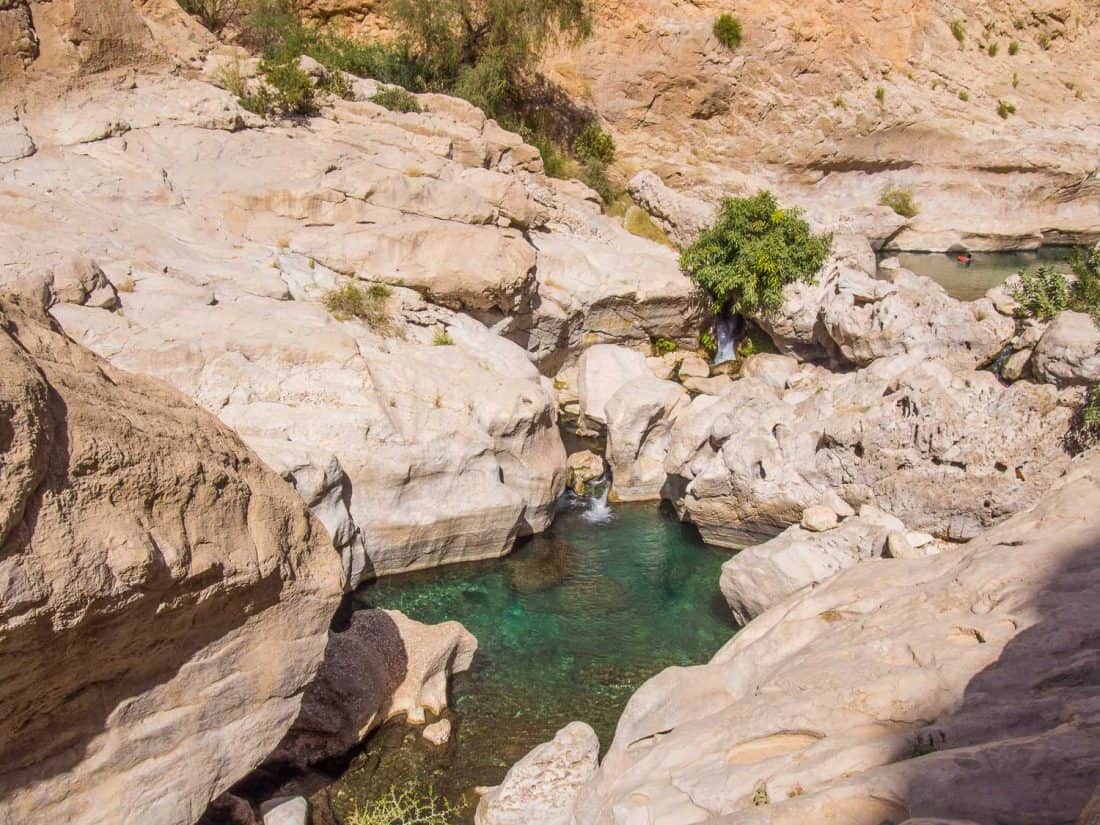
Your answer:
[2,2,1099,825]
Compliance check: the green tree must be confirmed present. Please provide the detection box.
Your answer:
[384,0,591,116]
[680,192,832,316]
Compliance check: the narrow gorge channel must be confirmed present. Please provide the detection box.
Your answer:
[313,495,735,823]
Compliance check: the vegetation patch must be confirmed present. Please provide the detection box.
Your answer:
[1008,40,1020,55]
[680,191,832,317]
[432,327,455,346]
[997,99,1017,119]
[652,337,678,355]
[1067,385,1100,453]
[713,14,743,50]
[875,85,886,105]
[624,205,675,248]
[177,0,239,33]
[347,784,457,825]
[323,281,393,331]
[879,186,919,219]
[950,19,966,46]
[371,86,422,113]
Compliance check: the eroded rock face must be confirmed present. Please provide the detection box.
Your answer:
[1031,310,1100,387]
[273,609,476,766]
[605,375,690,501]
[0,294,343,825]
[556,453,1100,824]
[664,352,1077,546]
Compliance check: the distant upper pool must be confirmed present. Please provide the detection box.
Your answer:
[881,248,1074,302]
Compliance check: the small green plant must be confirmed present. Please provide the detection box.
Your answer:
[1008,40,1020,55]
[958,89,970,101]
[1012,266,1069,320]
[997,99,1017,119]
[1069,246,1100,323]
[875,85,886,105]
[653,337,678,355]
[432,327,455,346]
[713,14,743,49]
[833,95,847,109]
[879,186,919,219]
[1012,72,1020,88]
[323,281,392,331]
[572,123,616,166]
[371,86,422,113]
[951,19,966,46]
[578,161,615,204]
[699,328,717,358]
[680,191,832,317]
[987,41,999,57]
[346,784,457,825]
[1038,33,1051,50]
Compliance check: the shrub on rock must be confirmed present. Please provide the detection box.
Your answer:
[679,191,832,316]
[713,14,743,49]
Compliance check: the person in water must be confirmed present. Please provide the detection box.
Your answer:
[957,252,974,266]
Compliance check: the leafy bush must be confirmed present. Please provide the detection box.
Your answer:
[578,160,615,204]
[384,0,591,119]
[713,14,743,49]
[1012,266,1069,320]
[1069,246,1100,322]
[879,186,919,218]
[259,58,318,115]
[371,86,422,113]
[997,99,1017,119]
[653,337,678,354]
[572,123,615,165]
[680,191,832,316]
[1008,40,1020,55]
[346,784,457,825]
[323,281,392,331]
[950,19,966,45]
[177,0,239,33]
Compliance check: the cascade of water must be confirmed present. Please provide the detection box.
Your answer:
[713,314,742,365]
[582,476,615,524]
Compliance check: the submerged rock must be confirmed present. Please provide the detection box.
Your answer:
[475,722,599,825]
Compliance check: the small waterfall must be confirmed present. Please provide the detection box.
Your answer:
[581,477,615,524]
[713,314,743,365]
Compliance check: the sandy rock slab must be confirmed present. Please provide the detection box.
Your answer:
[0,294,343,825]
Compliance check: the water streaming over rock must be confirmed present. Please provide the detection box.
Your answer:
[713,314,742,364]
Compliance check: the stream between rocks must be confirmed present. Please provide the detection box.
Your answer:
[310,498,736,823]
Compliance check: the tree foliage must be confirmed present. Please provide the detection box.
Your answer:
[680,192,832,316]
[384,0,591,116]
[1012,248,1100,323]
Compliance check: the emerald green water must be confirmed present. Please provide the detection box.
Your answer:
[310,500,734,823]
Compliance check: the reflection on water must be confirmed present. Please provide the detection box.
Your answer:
[883,248,1074,301]
[311,501,735,823]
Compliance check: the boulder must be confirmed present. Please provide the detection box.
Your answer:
[577,344,649,425]
[627,170,716,247]
[0,295,343,825]
[423,718,452,746]
[605,376,691,501]
[565,453,1100,824]
[1031,310,1100,387]
[720,514,895,624]
[566,449,605,495]
[800,505,839,532]
[274,609,476,765]
[260,798,308,825]
[475,722,599,825]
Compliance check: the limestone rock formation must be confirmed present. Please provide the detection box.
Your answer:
[577,344,649,426]
[664,352,1077,546]
[549,0,1100,251]
[1031,310,1100,387]
[273,609,476,766]
[475,722,600,825]
[0,293,344,825]
[605,375,690,501]
[556,452,1100,824]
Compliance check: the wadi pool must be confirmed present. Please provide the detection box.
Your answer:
[882,247,1074,301]
[310,498,735,823]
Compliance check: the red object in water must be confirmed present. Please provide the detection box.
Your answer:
[957,254,973,265]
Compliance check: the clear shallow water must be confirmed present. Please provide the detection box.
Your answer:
[883,248,1074,301]
[311,499,734,823]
